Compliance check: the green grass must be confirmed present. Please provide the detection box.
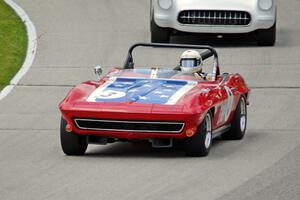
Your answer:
[0,0,27,91]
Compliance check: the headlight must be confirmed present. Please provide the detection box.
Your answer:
[158,0,172,10]
[258,0,273,10]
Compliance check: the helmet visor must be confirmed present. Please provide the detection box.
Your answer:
[180,59,198,68]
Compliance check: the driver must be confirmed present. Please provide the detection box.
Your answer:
[179,50,210,80]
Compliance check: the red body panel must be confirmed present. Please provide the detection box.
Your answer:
[59,70,250,140]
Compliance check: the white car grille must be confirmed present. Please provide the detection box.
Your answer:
[178,10,251,26]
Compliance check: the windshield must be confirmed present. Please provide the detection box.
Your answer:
[108,68,204,82]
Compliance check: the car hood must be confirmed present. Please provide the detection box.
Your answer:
[60,76,211,114]
[176,0,257,11]
[85,77,198,105]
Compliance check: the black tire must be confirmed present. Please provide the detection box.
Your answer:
[222,96,247,140]
[150,18,170,43]
[184,111,213,157]
[60,117,88,155]
[257,22,276,46]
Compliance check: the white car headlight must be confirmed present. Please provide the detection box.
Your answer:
[258,0,273,10]
[158,0,172,10]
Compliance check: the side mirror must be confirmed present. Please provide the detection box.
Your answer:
[94,65,103,79]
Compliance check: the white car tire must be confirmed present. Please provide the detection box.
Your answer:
[257,21,276,46]
[151,18,170,43]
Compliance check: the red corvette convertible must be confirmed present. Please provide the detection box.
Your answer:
[59,43,250,157]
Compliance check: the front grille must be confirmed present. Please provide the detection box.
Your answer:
[74,118,185,133]
[178,10,251,26]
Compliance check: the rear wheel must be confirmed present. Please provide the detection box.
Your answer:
[184,111,212,157]
[222,96,247,140]
[257,22,276,46]
[150,17,170,43]
[60,117,88,155]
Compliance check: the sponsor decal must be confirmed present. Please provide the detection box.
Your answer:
[220,86,234,123]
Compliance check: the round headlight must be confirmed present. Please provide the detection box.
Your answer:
[158,0,172,10]
[258,0,273,10]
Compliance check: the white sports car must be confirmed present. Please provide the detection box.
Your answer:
[150,0,276,46]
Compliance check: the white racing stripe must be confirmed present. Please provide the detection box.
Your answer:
[0,0,37,101]
[166,81,197,105]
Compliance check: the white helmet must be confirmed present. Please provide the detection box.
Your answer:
[180,50,202,73]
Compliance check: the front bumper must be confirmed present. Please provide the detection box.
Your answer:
[60,105,204,139]
[154,3,276,34]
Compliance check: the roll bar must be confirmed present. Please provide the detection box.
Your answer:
[123,43,220,80]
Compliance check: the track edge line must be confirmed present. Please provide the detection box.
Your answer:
[0,0,37,101]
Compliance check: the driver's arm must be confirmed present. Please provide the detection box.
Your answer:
[193,72,207,80]
[173,65,181,71]
[194,72,213,81]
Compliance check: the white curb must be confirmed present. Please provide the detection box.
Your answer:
[0,0,37,100]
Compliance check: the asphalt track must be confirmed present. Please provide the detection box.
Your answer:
[0,0,299,199]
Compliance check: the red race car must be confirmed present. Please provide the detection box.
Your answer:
[59,43,250,157]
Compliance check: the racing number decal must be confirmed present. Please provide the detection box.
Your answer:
[220,86,234,123]
[96,90,126,99]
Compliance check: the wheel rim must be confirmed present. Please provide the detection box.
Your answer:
[240,97,247,132]
[204,113,212,149]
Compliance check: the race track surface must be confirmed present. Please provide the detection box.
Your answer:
[0,0,299,199]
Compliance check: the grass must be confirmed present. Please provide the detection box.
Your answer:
[0,0,27,91]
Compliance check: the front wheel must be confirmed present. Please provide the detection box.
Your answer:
[60,117,88,155]
[184,111,213,157]
[150,18,170,43]
[222,96,247,140]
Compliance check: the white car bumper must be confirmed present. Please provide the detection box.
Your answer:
[153,0,276,34]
